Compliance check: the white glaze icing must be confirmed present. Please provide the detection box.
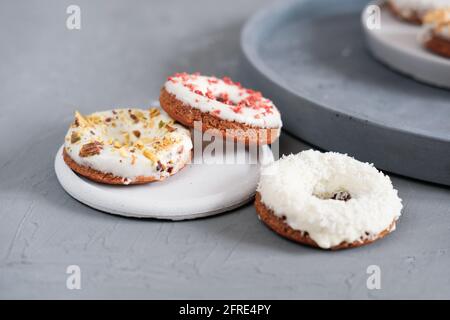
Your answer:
[389,0,450,20]
[257,150,403,249]
[64,108,193,183]
[164,73,282,129]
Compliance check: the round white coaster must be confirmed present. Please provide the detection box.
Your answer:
[55,145,274,220]
[362,1,450,89]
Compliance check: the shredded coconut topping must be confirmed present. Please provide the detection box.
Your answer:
[257,150,403,249]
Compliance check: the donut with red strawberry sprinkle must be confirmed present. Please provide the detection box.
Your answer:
[160,73,282,145]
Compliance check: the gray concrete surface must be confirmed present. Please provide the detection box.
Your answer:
[0,0,449,299]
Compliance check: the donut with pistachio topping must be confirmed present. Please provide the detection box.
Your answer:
[63,108,193,185]
[160,73,282,145]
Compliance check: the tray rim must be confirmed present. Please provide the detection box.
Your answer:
[240,0,450,143]
[240,0,450,186]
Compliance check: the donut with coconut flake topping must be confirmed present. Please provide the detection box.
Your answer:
[255,150,403,250]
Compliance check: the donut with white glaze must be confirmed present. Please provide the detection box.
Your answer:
[422,8,450,57]
[63,108,193,185]
[255,150,403,250]
[159,73,282,145]
[388,0,450,24]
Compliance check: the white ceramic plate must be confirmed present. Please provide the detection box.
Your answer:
[362,1,450,89]
[55,144,274,220]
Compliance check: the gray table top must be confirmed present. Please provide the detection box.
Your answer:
[1,0,449,299]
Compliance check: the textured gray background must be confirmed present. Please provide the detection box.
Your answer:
[0,0,449,299]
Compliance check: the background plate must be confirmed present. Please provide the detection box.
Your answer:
[363,1,450,89]
[240,0,450,186]
[55,145,273,220]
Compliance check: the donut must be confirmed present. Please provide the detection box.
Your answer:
[255,150,403,250]
[63,108,193,185]
[422,8,450,58]
[159,73,282,145]
[387,0,450,24]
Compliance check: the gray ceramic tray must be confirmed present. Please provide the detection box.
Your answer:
[240,0,450,186]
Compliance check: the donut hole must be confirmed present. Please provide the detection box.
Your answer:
[313,190,352,202]
[311,173,360,202]
[331,191,352,201]
[99,118,171,150]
